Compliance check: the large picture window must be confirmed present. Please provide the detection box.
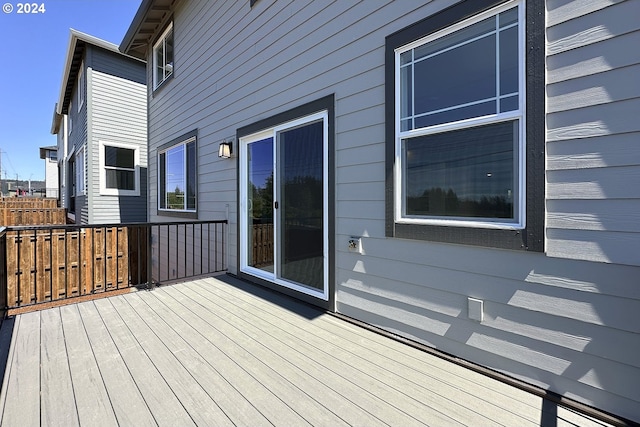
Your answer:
[158,131,197,216]
[153,23,173,90]
[385,0,544,251]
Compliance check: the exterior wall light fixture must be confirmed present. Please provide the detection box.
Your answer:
[218,140,233,158]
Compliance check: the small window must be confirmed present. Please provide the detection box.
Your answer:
[68,102,73,135]
[49,151,58,162]
[153,23,174,89]
[100,142,140,196]
[77,64,85,111]
[158,131,197,216]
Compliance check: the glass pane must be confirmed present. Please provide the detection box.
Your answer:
[247,137,274,272]
[105,146,134,168]
[155,46,164,85]
[400,50,412,66]
[400,64,412,120]
[499,26,518,97]
[165,29,174,78]
[500,95,518,112]
[404,120,518,220]
[414,16,494,61]
[499,7,518,27]
[186,141,196,210]
[414,34,496,117]
[166,145,185,209]
[278,120,324,290]
[414,100,495,129]
[106,169,135,190]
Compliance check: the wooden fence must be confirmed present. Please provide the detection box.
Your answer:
[252,223,274,268]
[4,226,148,309]
[1,208,67,226]
[0,198,58,209]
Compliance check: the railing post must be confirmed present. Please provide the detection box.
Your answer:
[147,223,153,288]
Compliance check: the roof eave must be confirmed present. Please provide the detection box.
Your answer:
[50,103,62,134]
[119,0,156,59]
[119,0,176,60]
[56,29,145,115]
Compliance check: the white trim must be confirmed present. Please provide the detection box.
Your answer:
[394,0,525,230]
[75,146,85,196]
[99,141,141,197]
[153,22,174,90]
[77,63,84,112]
[157,136,197,212]
[239,111,329,301]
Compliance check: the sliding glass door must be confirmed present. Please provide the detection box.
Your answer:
[240,111,328,300]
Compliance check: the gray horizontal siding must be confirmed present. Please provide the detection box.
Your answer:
[90,46,146,85]
[143,0,640,422]
[89,68,147,224]
[546,0,640,267]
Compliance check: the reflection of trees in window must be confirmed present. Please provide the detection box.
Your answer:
[408,187,512,218]
[167,186,184,210]
[250,172,273,224]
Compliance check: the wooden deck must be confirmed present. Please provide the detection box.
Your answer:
[0,275,612,426]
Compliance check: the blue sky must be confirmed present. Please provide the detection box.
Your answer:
[0,0,142,183]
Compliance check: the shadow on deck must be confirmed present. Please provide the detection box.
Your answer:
[0,275,614,427]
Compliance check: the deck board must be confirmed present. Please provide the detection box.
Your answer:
[188,282,539,425]
[0,275,617,427]
[134,287,306,426]
[126,291,275,427]
[90,298,196,427]
[101,296,230,426]
[40,308,79,427]
[58,304,118,427]
[149,283,317,426]
[179,280,460,426]
[0,313,40,427]
[75,301,156,426]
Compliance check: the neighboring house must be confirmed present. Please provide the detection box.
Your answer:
[38,145,59,199]
[120,0,640,423]
[50,104,68,208]
[52,29,148,224]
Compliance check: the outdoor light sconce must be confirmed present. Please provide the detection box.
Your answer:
[218,140,233,158]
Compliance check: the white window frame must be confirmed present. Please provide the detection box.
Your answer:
[239,110,330,302]
[68,102,73,135]
[99,141,140,196]
[77,63,84,111]
[158,136,197,213]
[75,146,85,196]
[394,0,525,230]
[153,23,174,90]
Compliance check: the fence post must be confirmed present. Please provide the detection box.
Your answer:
[0,227,7,314]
